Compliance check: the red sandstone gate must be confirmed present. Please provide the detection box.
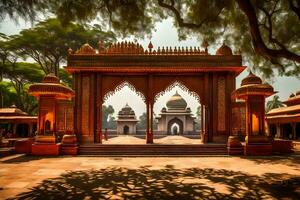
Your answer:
[65,41,245,144]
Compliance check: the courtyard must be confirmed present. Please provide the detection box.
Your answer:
[0,153,299,200]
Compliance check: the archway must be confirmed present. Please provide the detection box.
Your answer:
[123,125,129,134]
[167,118,183,135]
[16,123,29,137]
[153,81,203,144]
[102,81,146,144]
[45,120,51,134]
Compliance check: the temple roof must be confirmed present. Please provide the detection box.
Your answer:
[241,71,262,86]
[266,89,300,123]
[284,90,300,106]
[0,105,28,116]
[29,74,74,100]
[267,105,300,116]
[232,71,275,99]
[117,103,137,120]
[166,91,187,110]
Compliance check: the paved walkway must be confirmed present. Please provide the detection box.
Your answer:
[0,154,299,199]
[103,135,202,144]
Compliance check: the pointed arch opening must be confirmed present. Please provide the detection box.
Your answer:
[153,81,204,144]
[101,81,146,144]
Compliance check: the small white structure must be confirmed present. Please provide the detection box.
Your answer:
[156,91,196,135]
[116,103,138,134]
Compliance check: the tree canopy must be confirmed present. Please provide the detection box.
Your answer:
[7,18,116,76]
[0,0,299,79]
[1,62,44,114]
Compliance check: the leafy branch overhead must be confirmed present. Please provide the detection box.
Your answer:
[0,0,299,78]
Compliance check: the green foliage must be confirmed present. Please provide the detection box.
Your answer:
[137,112,147,130]
[2,0,298,79]
[1,62,44,114]
[102,105,116,129]
[7,18,116,76]
[266,95,284,112]
[0,81,17,107]
[59,68,73,88]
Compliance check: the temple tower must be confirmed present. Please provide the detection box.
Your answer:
[231,71,275,155]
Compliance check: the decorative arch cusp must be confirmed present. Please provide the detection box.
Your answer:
[102,80,146,103]
[153,80,202,104]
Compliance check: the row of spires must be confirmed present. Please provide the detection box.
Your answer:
[69,40,211,55]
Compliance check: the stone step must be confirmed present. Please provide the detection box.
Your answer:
[78,144,228,155]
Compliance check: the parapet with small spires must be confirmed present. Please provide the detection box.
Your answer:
[66,40,243,74]
[68,40,222,56]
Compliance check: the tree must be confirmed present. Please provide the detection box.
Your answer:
[8,18,116,76]
[1,0,299,78]
[1,62,44,114]
[102,105,115,129]
[266,95,285,112]
[137,112,147,130]
[0,33,16,108]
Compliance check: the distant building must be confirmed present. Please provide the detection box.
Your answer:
[116,104,138,134]
[266,90,300,140]
[156,91,196,135]
[0,105,37,137]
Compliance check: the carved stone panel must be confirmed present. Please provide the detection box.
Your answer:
[217,76,226,131]
[81,76,90,135]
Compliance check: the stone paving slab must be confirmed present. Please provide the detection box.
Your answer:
[0,154,299,199]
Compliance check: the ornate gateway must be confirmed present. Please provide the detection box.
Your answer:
[65,41,245,144]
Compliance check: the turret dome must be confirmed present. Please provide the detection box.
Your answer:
[166,91,187,109]
[241,71,262,86]
[216,43,232,55]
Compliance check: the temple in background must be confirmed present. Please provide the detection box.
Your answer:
[266,90,300,140]
[156,91,196,135]
[116,103,138,135]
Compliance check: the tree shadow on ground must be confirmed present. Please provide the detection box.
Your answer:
[239,154,300,168]
[1,155,60,163]
[8,165,300,200]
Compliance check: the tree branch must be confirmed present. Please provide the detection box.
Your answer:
[157,0,223,29]
[288,0,300,20]
[236,0,300,63]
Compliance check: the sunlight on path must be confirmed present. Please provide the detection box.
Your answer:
[102,135,202,144]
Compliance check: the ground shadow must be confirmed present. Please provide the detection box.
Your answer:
[239,154,300,168]
[1,155,60,164]
[8,165,300,200]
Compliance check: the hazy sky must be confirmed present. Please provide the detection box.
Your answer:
[0,17,299,118]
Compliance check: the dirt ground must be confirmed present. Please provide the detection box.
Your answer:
[0,153,299,200]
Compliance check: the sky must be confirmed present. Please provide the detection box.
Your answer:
[0,17,299,118]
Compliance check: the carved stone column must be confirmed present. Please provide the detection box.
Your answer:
[96,74,103,144]
[201,104,204,141]
[146,75,154,144]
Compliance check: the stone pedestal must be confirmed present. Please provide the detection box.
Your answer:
[272,139,294,154]
[61,134,78,155]
[32,143,61,156]
[244,135,272,156]
[31,135,61,156]
[15,138,34,154]
[227,136,243,155]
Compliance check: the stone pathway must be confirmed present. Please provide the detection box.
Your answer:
[0,154,299,199]
[103,135,202,144]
